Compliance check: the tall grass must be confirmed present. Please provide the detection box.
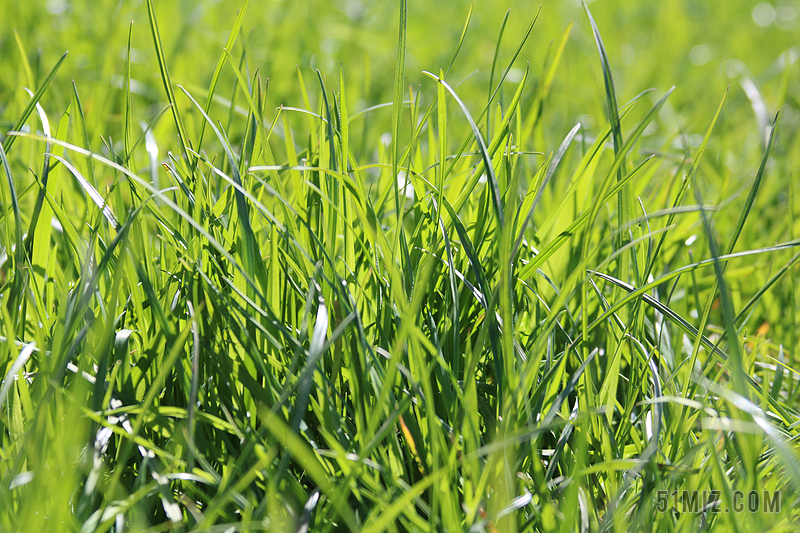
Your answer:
[1,0,799,531]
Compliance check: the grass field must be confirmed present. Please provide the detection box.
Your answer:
[1,0,800,531]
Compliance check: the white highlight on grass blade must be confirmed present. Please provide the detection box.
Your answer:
[298,490,321,533]
[80,506,124,533]
[397,171,414,199]
[310,303,328,355]
[22,88,50,138]
[9,471,34,490]
[96,397,156,460]
[116,329,134,350]
[94,398,123,456]
[578,488,590,533]
[752,3,776,26]
[495,490,533,520]
[685,235,697,246]
[740,77,769,145]
[153,472,183,522]
[67,361,97,384]
[144,121,160,190]
[51,154,119,229]
[161,498,182,523]
[0,343,35,409]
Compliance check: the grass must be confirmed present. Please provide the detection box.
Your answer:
[1,0,800,531]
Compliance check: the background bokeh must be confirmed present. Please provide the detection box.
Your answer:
[2,0,798,143]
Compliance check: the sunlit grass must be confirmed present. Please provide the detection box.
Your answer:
[1,0,800,531]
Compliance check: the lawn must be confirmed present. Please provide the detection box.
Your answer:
[1,0,799,531]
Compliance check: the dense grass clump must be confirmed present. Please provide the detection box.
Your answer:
[1,0,800,531]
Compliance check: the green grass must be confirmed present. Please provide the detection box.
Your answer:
[1,0,800,531]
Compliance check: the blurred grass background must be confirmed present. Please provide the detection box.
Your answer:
[3,0,797,137]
